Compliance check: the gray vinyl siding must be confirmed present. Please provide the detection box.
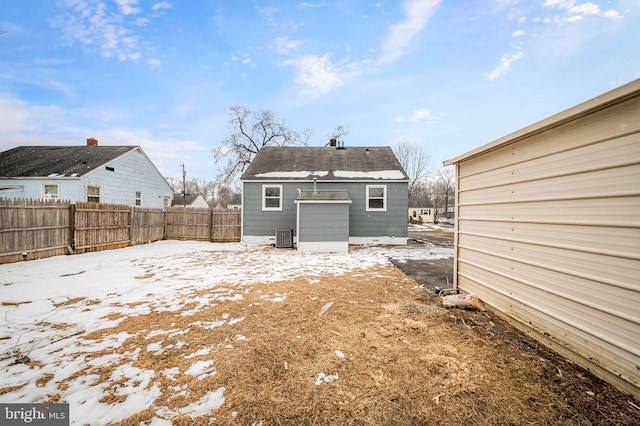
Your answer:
[242,181,408,238]
[298,203,349,242]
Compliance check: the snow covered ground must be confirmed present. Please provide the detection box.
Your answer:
[0,240,453,424]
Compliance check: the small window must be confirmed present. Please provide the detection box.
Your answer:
[135,191,142,206]
[43,184,59,200]
[262,185,282,211]
[87,186,100,203]
[366,185,386,211]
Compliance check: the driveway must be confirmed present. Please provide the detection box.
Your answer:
[391,230,454,292]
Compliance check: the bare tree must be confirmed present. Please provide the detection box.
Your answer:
[427,168,455,220]
[393,141,433,197]
[165,176,217,207]
[325,124,351,145]
[213,105,311,183]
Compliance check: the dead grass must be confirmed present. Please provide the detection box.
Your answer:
[29,263,639,425]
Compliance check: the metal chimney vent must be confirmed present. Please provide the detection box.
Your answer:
[276,228,293,248]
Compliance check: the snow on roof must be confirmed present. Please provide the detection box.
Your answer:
[255,171,329,178]
[333,170,406,179]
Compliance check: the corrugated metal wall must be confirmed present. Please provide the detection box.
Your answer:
[451,86,640,398]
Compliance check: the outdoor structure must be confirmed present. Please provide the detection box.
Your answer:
[173,193,209,208]
[0,139,173,209]
[226,193,242,211]
[443,79,640,398]
[240,144,409,252]
[408,194,435,223]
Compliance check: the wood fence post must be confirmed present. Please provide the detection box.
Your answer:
[129,207,134,246]
[68,203,76,254]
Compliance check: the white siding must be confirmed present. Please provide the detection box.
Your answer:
[445,80,640,398]
[0,148,172,208]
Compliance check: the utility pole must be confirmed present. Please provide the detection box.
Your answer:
[181,163,187,208]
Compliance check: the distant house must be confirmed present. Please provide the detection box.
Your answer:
[443,79,640,399]
[408,195,434,223]
[240,144,409,252]
[227,193,242,211]
[0,139,173,209]
[173,193,209,208]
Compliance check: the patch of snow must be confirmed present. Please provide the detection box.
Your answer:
[334,170,405,179]
[255,171,328,178]
[315,372,339,385]
[184,348,212,359]
[0,240,453,423]
[335,350,345,358]
[178,388,225,418]
[185,360,215,378]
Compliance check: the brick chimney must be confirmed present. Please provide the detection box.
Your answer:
[87,137,99,146]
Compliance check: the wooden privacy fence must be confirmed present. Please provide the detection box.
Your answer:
[0,198,241,264]
[0,198,72,263]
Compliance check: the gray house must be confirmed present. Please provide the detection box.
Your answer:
[0,139,173,209]
[240,145,409,252]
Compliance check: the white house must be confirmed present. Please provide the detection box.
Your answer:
[0,138,173,209]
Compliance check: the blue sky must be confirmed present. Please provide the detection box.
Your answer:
[1,0,638,182]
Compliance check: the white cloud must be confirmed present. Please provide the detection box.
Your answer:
[569,2,600,16]
[395,109,439,124]
[115,0,140,15]
[485,50,524,80]
[299,2,328,8]
[270,37,305,55]
[378,0,441,64]
[512,30,526,37]
[604,9,621,19]
[50,0,164,66]
[152,2,173,10]
[282,55,343,95]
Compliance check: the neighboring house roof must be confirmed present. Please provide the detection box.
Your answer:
[408,195,433,208]
[173,193,204,206]
[0,146,137,177]
[228,193,242,205]
[240,146,409,181]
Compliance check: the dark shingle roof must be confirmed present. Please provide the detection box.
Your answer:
[0,146,137,178]
[240,146,408,181]
[173,193,201,206]
[408,195,433,208]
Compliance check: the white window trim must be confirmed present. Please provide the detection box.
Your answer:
[262,184,283,211]
[87,185,101,203]
[135,191,143,206]
[366,184,387,212]
[43,184,59,200]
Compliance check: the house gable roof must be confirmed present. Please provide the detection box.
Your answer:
[408,195,433,208]
[240,146,409,181]
[0,146,137,178]
[173,193,203,206]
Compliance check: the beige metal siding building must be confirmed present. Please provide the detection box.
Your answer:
[443,79,640,399]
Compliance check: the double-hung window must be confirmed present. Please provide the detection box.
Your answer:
[262,185,282,211]
[366,185,386,211]
[135,191,142,206]
[43,184,59,200]
[87,186,101,203]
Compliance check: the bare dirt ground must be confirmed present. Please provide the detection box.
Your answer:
[40,242,639,425]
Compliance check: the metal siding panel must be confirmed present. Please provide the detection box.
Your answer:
[456,270,640,389]
[453,94,640,396]
[460,164,640,205]
[459,233,638,288]
[458,196,640,226]
[459,220,640,260]
[458,98,640,178]
[459,134,639,192]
